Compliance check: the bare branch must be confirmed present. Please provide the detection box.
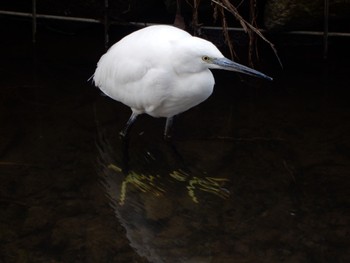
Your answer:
[211,0,283,67]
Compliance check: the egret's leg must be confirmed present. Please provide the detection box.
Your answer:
[119,112,138,174]
[120,112,138,138]
[164,117,174,140]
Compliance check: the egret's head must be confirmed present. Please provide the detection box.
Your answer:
[182,37,272,81]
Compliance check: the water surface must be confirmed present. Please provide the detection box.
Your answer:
[0,20,349,262]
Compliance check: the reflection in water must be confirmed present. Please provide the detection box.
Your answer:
[169,170,230,204]
[108,163,230,205]
[98,134,231,263]
[108,164,165,206]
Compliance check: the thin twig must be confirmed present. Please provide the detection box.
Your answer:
[211,0,283,67]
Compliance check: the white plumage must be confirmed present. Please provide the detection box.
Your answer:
[93,25,272,137]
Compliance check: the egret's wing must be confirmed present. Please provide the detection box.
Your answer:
[93,44,150,94]
[94,25,191,97]
[93,44,170,114]
[93,25,192,114]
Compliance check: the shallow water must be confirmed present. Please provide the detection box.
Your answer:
[0,19,349,263]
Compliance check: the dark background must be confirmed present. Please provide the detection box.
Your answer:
[0,1,349,262]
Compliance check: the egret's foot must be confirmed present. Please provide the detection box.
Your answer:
[165,139,190,174]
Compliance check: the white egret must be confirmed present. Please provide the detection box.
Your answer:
[93,25,272,138]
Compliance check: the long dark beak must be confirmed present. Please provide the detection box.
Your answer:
[213,57,273,81]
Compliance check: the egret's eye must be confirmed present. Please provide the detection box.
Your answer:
[202,56,210,62]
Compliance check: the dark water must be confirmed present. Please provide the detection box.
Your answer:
[0,19,349,263]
